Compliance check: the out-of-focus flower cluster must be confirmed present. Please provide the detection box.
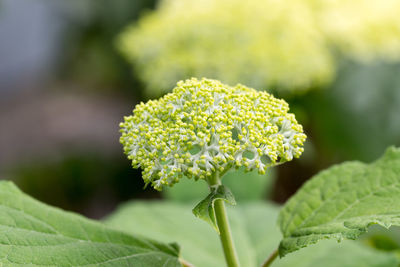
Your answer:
[119,78,306,190]
[118,0,333,97]
[118,0,400,97]
[314,0,400,62]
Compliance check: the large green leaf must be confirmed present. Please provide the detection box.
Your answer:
[105,201,398,267]
[192,184,236,233]
[278,146,400,257]
[106,201,280,267]
[0,181,181,266]
[276,239,398,267]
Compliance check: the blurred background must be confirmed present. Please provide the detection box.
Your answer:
[1,0,400,220]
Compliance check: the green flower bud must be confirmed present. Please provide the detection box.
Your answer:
[120,78,306,190]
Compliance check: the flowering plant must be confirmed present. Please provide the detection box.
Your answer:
[120,78,306,190]
[119,78,306,266]
[118,0,400,97]
[115,78,400,267]
[0,81,399,266]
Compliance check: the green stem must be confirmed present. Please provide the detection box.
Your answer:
[179,258,195,267]
[208,174,240,267]
[261,248,278,267]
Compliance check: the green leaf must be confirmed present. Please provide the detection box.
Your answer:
[192,184,236,233]
[278,146,400,257]
[0,181,181,266]
[276,239,398,267]
[105,201,280,267]
[163,168,275,202]
[362,225,400,252]
[223,168,275,202]
[105,201,398,267]
[163,176,209,203]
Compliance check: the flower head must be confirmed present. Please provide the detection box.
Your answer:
[120,78,306,190]
[119,0,400,97]
[316,0,400,62]
[118,0,333,97]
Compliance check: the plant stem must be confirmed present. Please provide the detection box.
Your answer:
[208,174,240,267]
[261,248,278,267]
[179,258,195,267]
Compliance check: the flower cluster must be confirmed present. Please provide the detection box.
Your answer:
[315,0,400,62]
[118,0,400,97]
[120,78,306,190]
[118,0,333,97]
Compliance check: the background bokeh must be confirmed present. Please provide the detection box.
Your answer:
[1,0,400,222]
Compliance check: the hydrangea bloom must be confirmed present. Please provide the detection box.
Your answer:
[118,0,333,97]
[118,0,400,97]
[315,0,400,62]
[120,78,306,190]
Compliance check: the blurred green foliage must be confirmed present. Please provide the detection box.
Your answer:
[9,153,159,216]
[363,226,400,254]
[164,168,275,203]
[105,201,399,267]
[299,60,400,162]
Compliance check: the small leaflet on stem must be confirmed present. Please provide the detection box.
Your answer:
[192,184,236,233]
